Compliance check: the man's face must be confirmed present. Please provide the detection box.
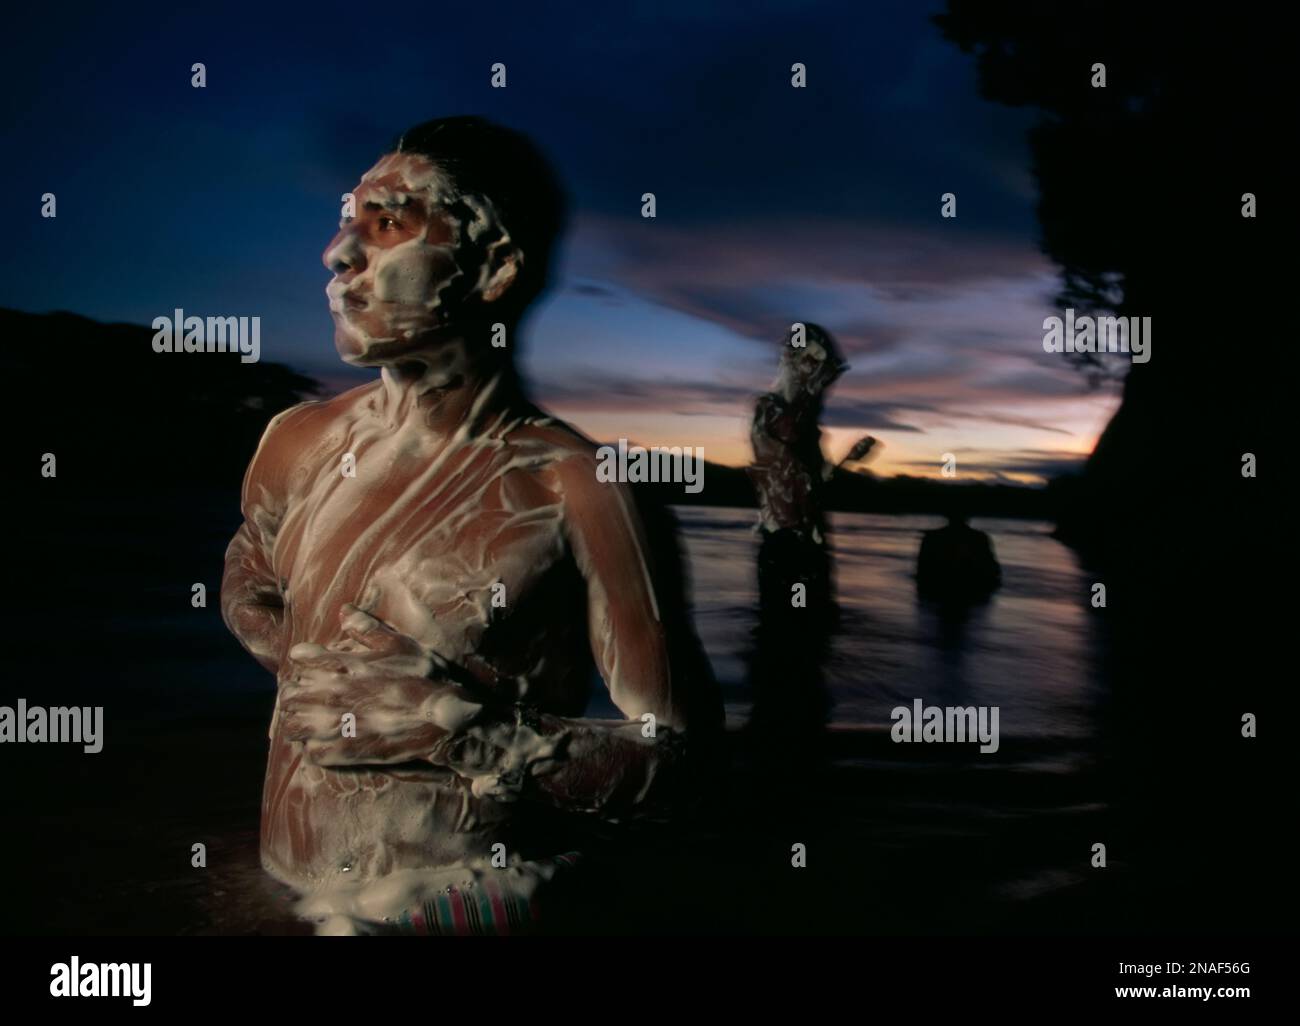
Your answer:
[777,332,847,398]
[323,152,517,367]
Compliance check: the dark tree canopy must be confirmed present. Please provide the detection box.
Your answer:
[935,0,1281,566]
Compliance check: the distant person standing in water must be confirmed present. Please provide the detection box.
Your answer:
[916,505,1002,603]
[745,324,853,750]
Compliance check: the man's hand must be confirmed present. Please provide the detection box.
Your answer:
[275,606,680,815]
[278,605,484,767]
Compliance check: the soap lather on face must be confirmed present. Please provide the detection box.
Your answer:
[322,152,522,368]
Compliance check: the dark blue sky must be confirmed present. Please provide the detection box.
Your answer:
[1,0,1117,476]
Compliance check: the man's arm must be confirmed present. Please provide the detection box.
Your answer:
[275,605,527,776]
[350,452,716,811]
[220,404,314,676]
[271,595,693,813]
[508,453,720,815]
[222,522,284,676]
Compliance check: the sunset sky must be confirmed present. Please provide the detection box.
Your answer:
[2,0,1120,482]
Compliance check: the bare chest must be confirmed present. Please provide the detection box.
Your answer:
[270,426,572,662]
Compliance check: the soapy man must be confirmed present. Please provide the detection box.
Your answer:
[744,324,850,752]
[221,117,720,934]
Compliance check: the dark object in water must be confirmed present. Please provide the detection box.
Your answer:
[916,514,1002,603]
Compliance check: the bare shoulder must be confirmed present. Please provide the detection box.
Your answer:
[510,413,608,490]
[242,381,381,506]
[506,415,648,547]
[506,410,603,470]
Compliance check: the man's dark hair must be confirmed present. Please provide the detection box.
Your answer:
[392,116,568,319]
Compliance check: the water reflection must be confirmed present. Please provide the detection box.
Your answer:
[676,507,1111,767]
[744,527,836,761]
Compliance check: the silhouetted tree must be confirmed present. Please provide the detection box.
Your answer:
[936,0,1279,567]
[935,2,1285,930]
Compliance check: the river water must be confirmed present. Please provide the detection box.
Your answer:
[677,506,1110,761]
[9,499,1118,933]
